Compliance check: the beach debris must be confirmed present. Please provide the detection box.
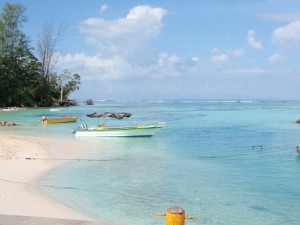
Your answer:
[0,121,17,127]
[86,112,132,119]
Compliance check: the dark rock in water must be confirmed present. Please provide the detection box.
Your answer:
[86,112,98,117]
[110,112,132,119]
[0,121,17,126]
[86,112,131,119]
[86,112,110,118]
[59,99,77,106]
[296,119,300,123]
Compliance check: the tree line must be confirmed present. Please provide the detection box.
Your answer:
[0,3,80,107]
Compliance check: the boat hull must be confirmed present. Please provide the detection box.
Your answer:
[50,108,67,112]
[42,116,78,124]
[74,125,164,137]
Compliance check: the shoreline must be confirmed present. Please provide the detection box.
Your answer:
[0,134,93,221]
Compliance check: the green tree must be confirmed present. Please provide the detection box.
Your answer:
[0,3,80,107]
[56,69,80,104]
[0,3,27,57]
[0,3,41,106]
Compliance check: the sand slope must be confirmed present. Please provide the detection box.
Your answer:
[0,134,91,220]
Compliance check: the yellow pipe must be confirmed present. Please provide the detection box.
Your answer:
[166,206,185,225]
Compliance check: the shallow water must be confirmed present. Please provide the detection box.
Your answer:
[1,100,300,225]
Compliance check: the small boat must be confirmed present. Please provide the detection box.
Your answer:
[50,107,67,112]
[72,124,165,137]
[41,116,78,124]
[1,107,19,111]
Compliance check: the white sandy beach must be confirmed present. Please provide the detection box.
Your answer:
[0,134,93,221]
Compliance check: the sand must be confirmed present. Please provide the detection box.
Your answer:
[0,134,93,221]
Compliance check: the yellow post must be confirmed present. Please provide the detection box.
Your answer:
[166,206,185,225]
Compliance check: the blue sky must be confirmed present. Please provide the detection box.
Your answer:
[2,0,300,100]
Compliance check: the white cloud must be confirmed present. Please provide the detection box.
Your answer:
[226,48,244,57]
[261,12,300,22]
[209,48,243,64]
[210,54,228,64]
[224,67,266,75]
[211,47,220,55]
[246,30,263,50]
[154,52,181,77]
[100,4,108,13]
[56,52,133,80]
[210,48,232,64]
[157,52,179,67]
[272,20,300,50]
[191,57,200,62]
[56,50,183,81]
[268,53,285,64]
[126,5,166,22]
[79,5,167,57]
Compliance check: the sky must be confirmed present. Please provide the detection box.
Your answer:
[2,0,300,100]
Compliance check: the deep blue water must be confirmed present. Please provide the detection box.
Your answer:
[1,100,300,225]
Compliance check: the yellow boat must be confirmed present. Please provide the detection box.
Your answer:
[41,116,78,124]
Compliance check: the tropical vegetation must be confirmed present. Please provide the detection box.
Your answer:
[0,3,80,107]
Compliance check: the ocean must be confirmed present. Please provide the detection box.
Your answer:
[1,100,300,225]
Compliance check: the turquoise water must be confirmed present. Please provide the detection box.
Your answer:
[1,100,300,225]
